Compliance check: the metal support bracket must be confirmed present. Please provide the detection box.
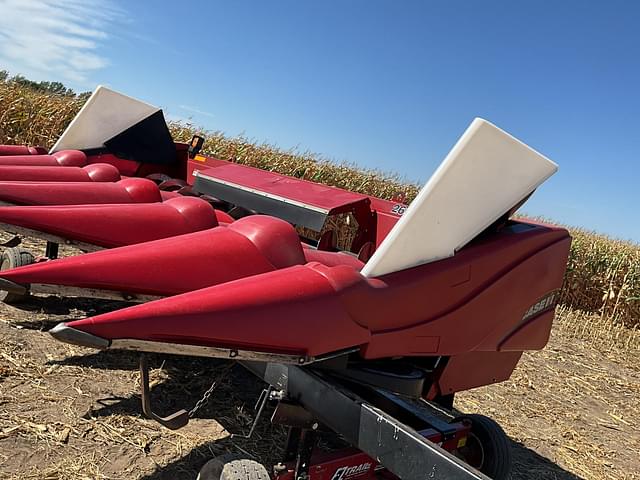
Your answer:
[231,386,273,439]
[294,428,317,480]
[139,355,190,430]
[138,355,272,436]
[45,241,59,260]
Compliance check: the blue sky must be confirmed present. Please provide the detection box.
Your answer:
[0,0,638,241]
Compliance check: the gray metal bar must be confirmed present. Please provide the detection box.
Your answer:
[30,283,163,303]
[359,404,488,480]
[193,173,329,230]
[241,362,490,480]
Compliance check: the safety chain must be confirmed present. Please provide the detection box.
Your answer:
[188,364,235,418]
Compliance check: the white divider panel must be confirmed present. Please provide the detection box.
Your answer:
[50,86,160,153]
[361,118,558,278]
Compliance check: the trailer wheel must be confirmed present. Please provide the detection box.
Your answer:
[453,414,512,480]
[0,247,34,303]
[197,455,270,480]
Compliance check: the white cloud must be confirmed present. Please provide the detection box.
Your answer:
[164,112,192,124]
[0,0,123,86]
[179,104,216,118]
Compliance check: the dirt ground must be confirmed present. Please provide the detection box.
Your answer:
[0,243,638,479]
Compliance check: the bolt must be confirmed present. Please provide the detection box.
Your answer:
[269,390,285,401]
[273,463,287,474]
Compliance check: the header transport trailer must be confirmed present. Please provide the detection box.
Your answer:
[0,87,570,480]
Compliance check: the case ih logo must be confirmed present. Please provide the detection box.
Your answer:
[330,463,372,480]
[522,290,559,321]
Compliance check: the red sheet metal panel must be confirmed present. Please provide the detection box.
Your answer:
[59,222,570,360]
[0,150,86,167]
[0,145,47,156]
[0,197,217,248]
[0,178,162,206]
[187,156,404,249]
[0,216,304,297]
[0,163,120,182]
[193,162,368,212]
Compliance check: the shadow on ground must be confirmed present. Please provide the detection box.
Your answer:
[509,442,583,479]
[50,352,584,480]
[83,360,253,423]
[136,435,584,480]
[8,295,128,316]
[48,349,142,371]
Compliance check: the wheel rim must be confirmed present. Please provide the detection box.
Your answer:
[455,431,485,470]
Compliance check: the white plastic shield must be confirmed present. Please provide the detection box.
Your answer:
[361,118,558,278]
[50,86,160,153]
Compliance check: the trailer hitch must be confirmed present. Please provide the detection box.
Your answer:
[139,355,190,430]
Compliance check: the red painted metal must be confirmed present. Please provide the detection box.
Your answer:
[0,145,47,156]
[159,190,180,200]
[0,136,572,480]
[0,163,120,182]
[0,139,573,420]
[84,152,142,176]
[434,351,523,397]
[0,142,571,400]
[368,197,405,247]
[0,216,323,296]
[0,217,366,298]
[0,147,394,254]
[61,221,570,374]
[193,163,370,213]
[212,209,235,224]
[0,178,162,205]
[303,249,364,270]
[0,150,87,167]
[185,156,406,252]
[274,424,469,480]
[0,197,218,248]
[81,143,191,178]
[0,144,402,255]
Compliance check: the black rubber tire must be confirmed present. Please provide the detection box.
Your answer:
[0,247,34,303]
[454,414,512,480]
[158,178,187,191]
[197,455,270,480]
[145,173,172,185]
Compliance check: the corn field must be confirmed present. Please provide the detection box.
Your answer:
[1,80,638,327]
